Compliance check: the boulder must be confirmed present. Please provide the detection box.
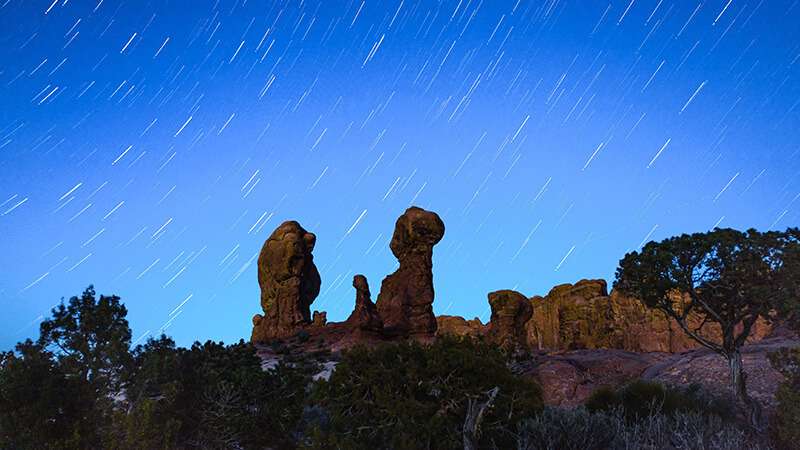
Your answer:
[251,221,321,342]
[487,290,533,351]
[376,206,445,339]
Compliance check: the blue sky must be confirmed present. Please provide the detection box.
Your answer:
[1,0,799,349]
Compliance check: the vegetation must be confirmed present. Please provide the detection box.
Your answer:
[516,407,768,450]
[585,380,733,421]
[0,287,313,449]
[768,347,800,449]
[1,287,544,449]
[304,335,543,449]
[614,227,800,428]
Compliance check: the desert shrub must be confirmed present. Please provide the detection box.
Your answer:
[586,380,733,421]
[516,406,617,450]
[769,347,800,449]
[110,336,315,449]
[304,335,543,449]
[517,407,769,450]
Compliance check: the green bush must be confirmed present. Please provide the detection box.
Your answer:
[304,335,543,449]
[585,380,733,421]
[769,347,800,449]
[113,336,314,449]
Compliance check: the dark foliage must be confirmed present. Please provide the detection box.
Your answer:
[111,336,314,449]
[0,286,314,450]
[0,340,95,449]
[304,335,543,449]
[768,347,800,449]
[585,380,734,421]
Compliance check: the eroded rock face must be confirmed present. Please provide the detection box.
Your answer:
[251,221,321,342]
[487,290,533,351]
[525,279,773,352]
[345,275,383,334]
[436,315,486,338]
[376,206,445,339]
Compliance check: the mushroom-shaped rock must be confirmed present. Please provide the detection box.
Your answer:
[251,221,321,342]
[487,290,533,351]
[345,275,383,334]
[376,206,445,339]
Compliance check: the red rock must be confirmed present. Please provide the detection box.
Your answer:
[525,279,772,353]
[345,275,383,335]
[436,315,486,338]
[251,221,321,342]
[375,206,445,340]
[486,290,533,351]
[524,350,665,406]
[312,311,327,327]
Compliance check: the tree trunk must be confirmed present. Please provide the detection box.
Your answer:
[463,387,499,450]
[728,350,763,431]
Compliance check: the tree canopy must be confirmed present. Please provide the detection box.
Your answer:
[613,227,800,429]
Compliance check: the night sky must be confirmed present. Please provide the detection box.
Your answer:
[1,0,799,349]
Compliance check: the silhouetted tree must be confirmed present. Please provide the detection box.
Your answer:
[0,340,92,449]
[114,337,312,449]
[614,227,800,429]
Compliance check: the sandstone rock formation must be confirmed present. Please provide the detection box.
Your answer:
[251,221,321,342]
[376,206,445,340]
[487,290,533,351]
[436,315,486,338]
[525,279,772,353]
[312,311,327,327]
[345,275,383,335]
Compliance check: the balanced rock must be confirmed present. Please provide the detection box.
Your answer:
[376,206,445,339]
[487,290,533,350]
[345,275,383,334]
[251,221,321,342]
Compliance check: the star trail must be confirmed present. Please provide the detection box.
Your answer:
[1,0,799,348]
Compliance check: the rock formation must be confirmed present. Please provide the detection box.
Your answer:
[251,221,321,342]
[486,290,533,351]
[345,275,383,335]
[436,315,486,338]
[376,206,445,340]
[525,279,772,353]
[312,311,327,327]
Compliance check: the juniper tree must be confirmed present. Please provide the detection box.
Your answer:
[613,227,800,429]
